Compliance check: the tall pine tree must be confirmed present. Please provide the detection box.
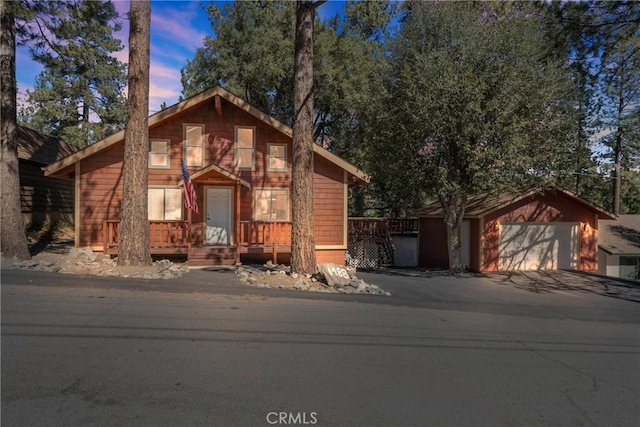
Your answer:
[117,0,151,267]
[20,0,126,147]
[1,0,30,260]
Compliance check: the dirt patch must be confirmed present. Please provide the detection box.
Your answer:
[2,230,189,279]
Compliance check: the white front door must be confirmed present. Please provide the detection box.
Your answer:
[205,188,233,245]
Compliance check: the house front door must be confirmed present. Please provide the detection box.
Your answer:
[205,187,233,245]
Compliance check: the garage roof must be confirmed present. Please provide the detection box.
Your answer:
[599,215,640,256]
[415,185,616,220]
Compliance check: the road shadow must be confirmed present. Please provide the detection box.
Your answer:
[487,270,640,303]
[354,267,485,279]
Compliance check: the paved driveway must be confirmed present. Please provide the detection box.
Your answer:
[487,270,640,301]
[2,266,638,323]
[357,269,640,324]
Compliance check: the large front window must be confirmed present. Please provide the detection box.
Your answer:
[184,124,204,167]
[235,126,255,170]
[148,188,182,220]
[254,188,289,221]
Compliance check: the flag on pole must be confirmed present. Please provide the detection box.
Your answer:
[181,158,199,214]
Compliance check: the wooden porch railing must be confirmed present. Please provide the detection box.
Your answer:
[238,221,292,264]
[239,221,292,246]
[104,220,190,255]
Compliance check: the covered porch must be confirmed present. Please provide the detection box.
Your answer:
[103,220,292,265]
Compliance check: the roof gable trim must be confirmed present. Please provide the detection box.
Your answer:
[44,86,369,183]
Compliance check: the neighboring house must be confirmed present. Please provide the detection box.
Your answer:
[17,126,77,225]
[415,186,615,272]
[598,215,640,280]
[44,86,369,266]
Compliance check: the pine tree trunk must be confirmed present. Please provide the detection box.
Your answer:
[117,0,151,266]
[291,0,316,275]
[440,193,466,274]
[1,1,30,260]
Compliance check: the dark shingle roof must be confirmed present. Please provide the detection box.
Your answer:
[599,215,640,256]
[415,186,615,220]
[17,126,77,165]
[415,191,524,217]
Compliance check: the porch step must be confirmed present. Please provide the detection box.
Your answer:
[188,246,237,266]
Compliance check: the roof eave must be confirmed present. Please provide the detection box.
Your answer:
[44,85,371,181]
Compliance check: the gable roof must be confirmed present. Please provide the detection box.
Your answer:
[17,126,77,165]
[43,85,370,184]
[599,215,640,256]
[415,185,616,220]
[187,164,251,189]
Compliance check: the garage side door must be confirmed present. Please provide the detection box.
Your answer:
[499,223,578,271]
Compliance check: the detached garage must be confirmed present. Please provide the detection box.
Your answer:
[416,186,615,272]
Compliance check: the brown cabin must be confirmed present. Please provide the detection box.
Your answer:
[415,186,615,272]
[44,86,369,266]
[17,126,77,225]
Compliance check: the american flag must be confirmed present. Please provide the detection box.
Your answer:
[181,158,199,214]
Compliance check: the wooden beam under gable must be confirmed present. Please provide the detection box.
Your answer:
[215,95,222,116]
[44,85,370,185]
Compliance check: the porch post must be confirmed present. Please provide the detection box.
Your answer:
[235,182,241,265]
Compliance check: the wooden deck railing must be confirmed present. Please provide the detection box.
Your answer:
[348,218,391,242]
[348,218,409,266]
[349,217,418,239]
[239,221,292,246]
[104,220,190,255]
[387,218,419,234]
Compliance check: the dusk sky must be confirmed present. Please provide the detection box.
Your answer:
[16,0,346,114]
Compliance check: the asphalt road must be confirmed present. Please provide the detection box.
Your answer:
[2,268,639,426]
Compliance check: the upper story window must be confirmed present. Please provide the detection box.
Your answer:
[267,144,287,171]
[235,126,255,170]
[184,124,204,167]
[148,187,182,220]
[149,140,170,168]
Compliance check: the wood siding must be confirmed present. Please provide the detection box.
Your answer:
[420,191,601,272]
[418,218,449,269]
[469,219,481,271]
[313,156,345,246]
[483,192,599,271]
[19,161,74,224]
[418,217,480,271]
[78,142,125,249]
[76,96,348,259]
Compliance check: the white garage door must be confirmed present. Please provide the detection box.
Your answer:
[499,223,578,271]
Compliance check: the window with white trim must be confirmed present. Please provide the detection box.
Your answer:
[148,188,182,220]
[267,144,287,171]
[254,188,289,222]
[149,140,170,168]
[184,124,204,167]
[235,126,255,170]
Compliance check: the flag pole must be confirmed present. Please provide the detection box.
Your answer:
[187,198,192,252]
